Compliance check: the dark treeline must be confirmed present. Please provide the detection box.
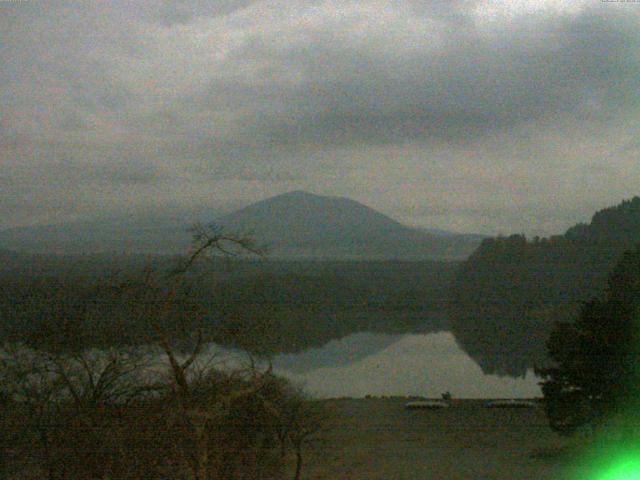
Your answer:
[449,197,640,377]
[0,253,457,356]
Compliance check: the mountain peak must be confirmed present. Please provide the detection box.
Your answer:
[281,190,315,197]
[271,190,331,201]
[215,192,482,260]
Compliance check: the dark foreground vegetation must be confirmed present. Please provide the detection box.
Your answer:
[0,353,323,480]
[538,244,640,439]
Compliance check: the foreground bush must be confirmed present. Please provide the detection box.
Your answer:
[0,349,323,480]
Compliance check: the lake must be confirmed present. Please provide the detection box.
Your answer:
[258,332,541,399]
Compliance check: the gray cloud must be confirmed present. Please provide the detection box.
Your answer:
[1,0,639,234]
[206,6,638,147]
[153,0,260,25]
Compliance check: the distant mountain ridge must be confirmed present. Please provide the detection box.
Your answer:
[0,191,484,260]
[0,216,195,255]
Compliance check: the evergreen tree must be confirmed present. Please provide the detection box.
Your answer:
[537,245,640,436]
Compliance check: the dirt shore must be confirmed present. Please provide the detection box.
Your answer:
[298,397,577,480]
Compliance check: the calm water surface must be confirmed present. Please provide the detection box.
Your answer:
[268,332,541,399]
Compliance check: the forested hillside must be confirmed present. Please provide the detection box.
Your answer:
[449,197,640,377]
[0,254,456,354]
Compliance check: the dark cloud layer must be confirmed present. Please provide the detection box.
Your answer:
[1,0,639,234]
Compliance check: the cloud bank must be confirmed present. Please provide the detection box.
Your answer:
[2,0,639,234]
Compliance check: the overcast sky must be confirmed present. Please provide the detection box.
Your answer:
[2,0,639,235]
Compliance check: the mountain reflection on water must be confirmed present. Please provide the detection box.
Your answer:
[209,332,542,399]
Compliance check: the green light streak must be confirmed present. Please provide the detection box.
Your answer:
[569,443,640,480]
[558,277,640,480]
[597,457,640,480]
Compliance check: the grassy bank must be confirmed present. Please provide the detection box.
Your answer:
[296,397,578,480]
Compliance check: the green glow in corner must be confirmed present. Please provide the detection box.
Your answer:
[595,456,640,480]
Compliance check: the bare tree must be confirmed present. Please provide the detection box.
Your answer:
[266,381,328,480]
[0,345,60,479]
[141,223,281,480]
